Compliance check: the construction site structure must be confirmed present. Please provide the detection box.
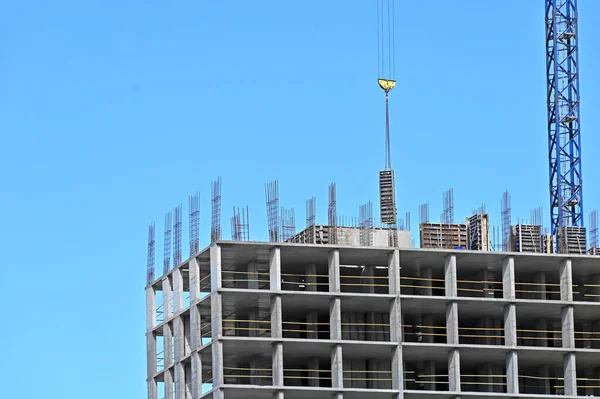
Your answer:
[511,225,543,253]
[467,213,489,251]
[419,222,467,250]
[286,224,411,248]
[558,226,587,255]
[146,241,600,399]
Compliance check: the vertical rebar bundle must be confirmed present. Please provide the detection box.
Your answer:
[359,201,374,247]
[280,207,296,242]
[590,210,598,252]
[211,178,222,243]
[442,188,455,224]
[146,222,155,285]
[501,191,512,251]
[419,203,430,224]
[328,183,337,245]
[306,197,316,228]
[189,192,200,256]
[405,211,411,232]
[173,204,183,266]
[231,206,250,241]
[163,211,172,274]
[265,180,280,242]
[531,206,543,226]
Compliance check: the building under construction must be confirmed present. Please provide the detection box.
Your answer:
[145,1,600,398]
[146,241,600,399]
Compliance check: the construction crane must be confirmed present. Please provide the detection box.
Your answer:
[376,0,398,237]
[545,0,584,253]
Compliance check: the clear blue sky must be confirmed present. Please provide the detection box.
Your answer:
[1,1,599,397]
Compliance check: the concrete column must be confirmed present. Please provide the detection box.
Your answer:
[419,266,433,296]
[562,306,575,348]
[423,360,436,391]
[388,250,401,295]
[163,278,173,319]
[212,388,224,399]
[331,344,343,388]
[504,304,517,346]
[189,257,200,303]
[211,293,223,338]
[391,346,404,397]
[271,296,282,338]
[330,298,342,340]
[390,299,402,342]
[164,369,173,399]
[306,263,317,292]
[591,275,600,302]
[479,270,495,298]
[448,349,461,393]
[164,323,173,367]
[147,332,157,378]
[190,305,201,350]
[506,351,519,394]
[174,362,185,399]
[421,314,434,344]
[191,353,201,399]
[445,254,457,297]
[272,342,284,387]
[308,357,320,387]
[534,271,547,300]
[273,391,284,399]
[502,256,515,299]
[329,249,341,293]
[147,377,157,399]
[173,268,184,313]
[210,245,222,292]
[307,311,319,339]
[362,265,375,293]
[211,340,224,388]
[146,287,157,330]
[564,352,577,396]
[270,247,281,291]
[173,316,184,362]
[560,258,574,301]
[446,302,459,344]
[248,260,259,290]
[184,363,192,399]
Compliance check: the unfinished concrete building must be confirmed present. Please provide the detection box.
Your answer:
[286,225,411,249]
[146,240,600,399]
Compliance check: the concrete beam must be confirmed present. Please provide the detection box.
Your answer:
[270,247,281,291]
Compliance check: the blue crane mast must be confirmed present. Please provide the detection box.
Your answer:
[545,0,584,251]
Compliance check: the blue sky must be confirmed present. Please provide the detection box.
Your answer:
[1,1,599,397]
